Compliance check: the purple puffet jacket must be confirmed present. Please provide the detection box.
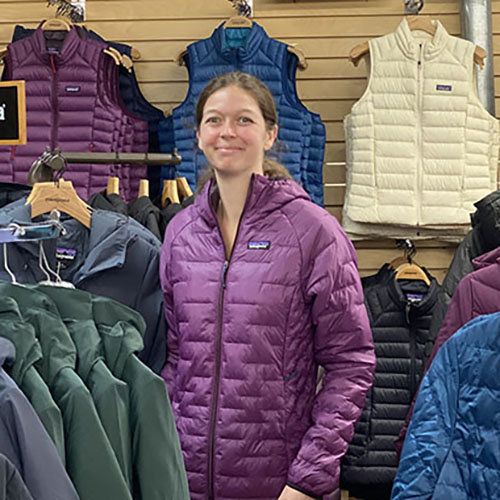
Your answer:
[160,174,375,500]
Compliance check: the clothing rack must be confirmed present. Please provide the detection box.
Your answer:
[28,148,182,184]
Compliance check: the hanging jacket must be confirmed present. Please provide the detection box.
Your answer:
[158,22,325,205]
[397,243,500,454]
[0,283,132,500]
[127,196,163,240]
[35,285,133,490]
[340,275,439,497]
[0,296,65,463]
[0,338,79,500]
[91,294,189,500]
[0,200,167,374]
[160,174,375,499]
[0,453,33,500]
[0,25,147,200]
[343,18,499,227]
[392,312,500,499]
[395,188,500,454]
[0,183,30,209]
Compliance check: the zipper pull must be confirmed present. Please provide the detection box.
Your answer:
[49,55,57,74]
[222,260,229,289]
[405,302,411,324]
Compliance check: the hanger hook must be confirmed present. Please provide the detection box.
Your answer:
[2,244,17,284]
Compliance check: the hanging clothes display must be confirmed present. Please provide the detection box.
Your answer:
[0,200,167,373]
[392,312,500,499]
[0,337,79,500]
[341,267,439,499]
[158,21,326,205]
[0,25,148,201]
[343,18,499,238]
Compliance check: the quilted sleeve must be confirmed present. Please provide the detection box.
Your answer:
[159,234,179,397]
[391,337,459,500]
[287,221,375,496]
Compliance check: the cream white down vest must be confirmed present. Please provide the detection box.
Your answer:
[343,19,499,227]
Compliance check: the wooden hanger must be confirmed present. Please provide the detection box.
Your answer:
[0,48,7,63]
[224,16,253,29]
[395,262,431,286]
[131,47,141,61]
[27,179,92,228]
[138,179,149,198]
[162,179,180,206]
[388,255,410,270]
[41,18,71,31]
[176,177,193,201]
[106,177,120,196]
[349,16,486,69]
[103,47,122,66]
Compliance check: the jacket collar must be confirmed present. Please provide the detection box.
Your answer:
[387,273,439,315]
[212,21,265,63]
[196,173,310,228]
[394,17,449,62]
[31,24,81,66]
[0,201,130,284]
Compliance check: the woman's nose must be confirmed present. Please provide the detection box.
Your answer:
[220,120,236,137]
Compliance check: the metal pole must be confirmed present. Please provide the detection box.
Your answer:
[461,0,496,115]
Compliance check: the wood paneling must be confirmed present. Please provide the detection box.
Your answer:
[2,0,499,280]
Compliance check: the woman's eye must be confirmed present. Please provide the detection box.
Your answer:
[205,116,220,124]
[239,116,253,124]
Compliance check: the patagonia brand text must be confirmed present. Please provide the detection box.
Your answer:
[436,84,452,91]
[248,241,271,250]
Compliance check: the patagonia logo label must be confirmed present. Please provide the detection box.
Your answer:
[436,84,452,91]
[47,47,60,54]
[248,240,271,250]
[56,247,77,261]
[65,86,81,93]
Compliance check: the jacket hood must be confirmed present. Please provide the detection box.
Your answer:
[471,244,500,271]
[472,189,500,252]
[0,296,42,384]
[197,174,310,228]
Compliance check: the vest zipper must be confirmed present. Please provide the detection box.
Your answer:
[406,302,417,398]
[207,178,255,499]
[416,43,424,226]
[50,55,59,150]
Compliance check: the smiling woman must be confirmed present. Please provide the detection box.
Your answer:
[159,71,375,500]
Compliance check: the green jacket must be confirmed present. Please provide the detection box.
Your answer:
[92,295,189,500]
[0,296,65,463]
[0,283,132,500]
[35,285,133,490]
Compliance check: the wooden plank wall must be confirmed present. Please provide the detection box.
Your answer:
[1,0,499,281]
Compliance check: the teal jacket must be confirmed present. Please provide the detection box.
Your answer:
[0,296,65,462]
[35,285,133,490]
[0,283,132,500]
[92,295,190,500]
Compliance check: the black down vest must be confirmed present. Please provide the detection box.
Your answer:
[340,269,439,499]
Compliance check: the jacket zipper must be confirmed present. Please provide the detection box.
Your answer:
[406,303,417,398]
[207,178,254,500]
[50,55,59,150]
[416,42,424,226]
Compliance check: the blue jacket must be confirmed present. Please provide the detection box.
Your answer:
[392,312,500,499]
[0,338,79,500]
[158,22,325,205]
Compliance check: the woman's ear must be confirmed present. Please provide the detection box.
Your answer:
[264,125,278,151]
[196,129,204,153]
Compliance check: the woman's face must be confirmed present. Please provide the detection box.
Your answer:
[197,85,277,178]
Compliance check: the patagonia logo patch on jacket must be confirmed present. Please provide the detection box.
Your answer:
[248,240,271,250]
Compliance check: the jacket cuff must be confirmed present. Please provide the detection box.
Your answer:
[287,482,322,499]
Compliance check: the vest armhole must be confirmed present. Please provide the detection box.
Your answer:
[349,39,375,114]
[467,43,496,119]
[175,45,194,112]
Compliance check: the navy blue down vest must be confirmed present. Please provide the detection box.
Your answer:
[158,22,325,206]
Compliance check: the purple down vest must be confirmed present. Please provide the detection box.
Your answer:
[160,174,375,499]
[0,26,147,201]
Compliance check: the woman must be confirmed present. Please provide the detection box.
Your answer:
[160,72,375,500]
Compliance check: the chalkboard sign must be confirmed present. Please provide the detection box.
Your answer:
[0,81,26,145]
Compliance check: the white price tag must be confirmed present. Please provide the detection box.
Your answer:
[71,0,86,21]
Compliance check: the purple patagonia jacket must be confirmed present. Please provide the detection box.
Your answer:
[160,174,375,500]
[397,244,500,454]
